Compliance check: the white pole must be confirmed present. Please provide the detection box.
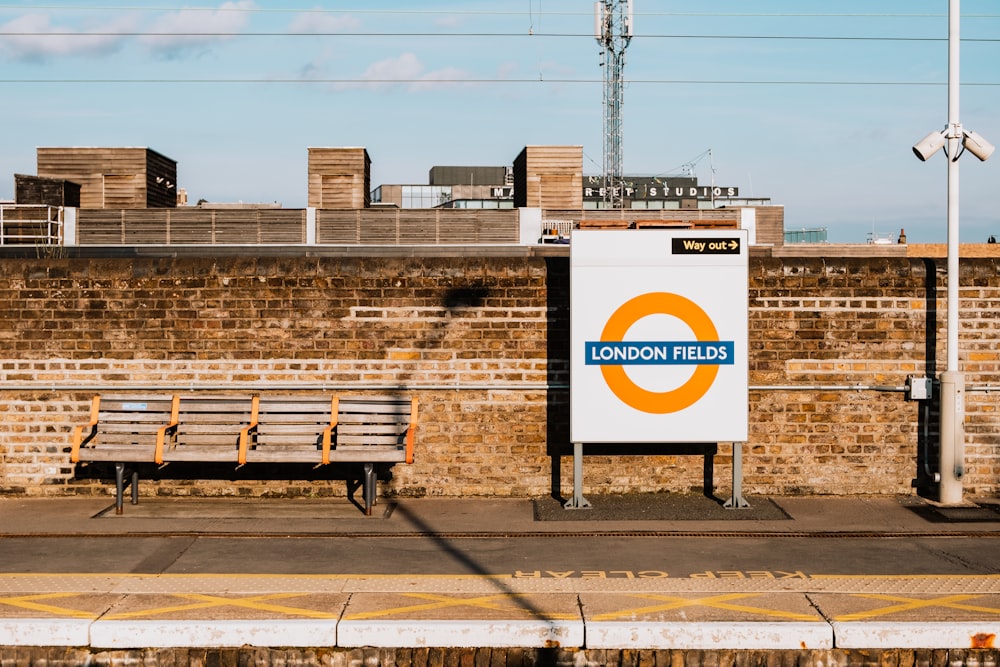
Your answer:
[939,0,965,504]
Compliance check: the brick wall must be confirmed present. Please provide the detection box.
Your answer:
[1,251,998,499]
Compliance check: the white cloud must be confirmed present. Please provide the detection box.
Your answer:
[287,10,361,34]
[410,66,475,91]
[0,13,133,62]
[334,53,476,92]
[365,53,425,81]
[140,0,255,59]
[331,52,423,91]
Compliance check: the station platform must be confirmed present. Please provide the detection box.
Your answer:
[1,494,999,655]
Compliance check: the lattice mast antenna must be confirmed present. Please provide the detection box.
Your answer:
[595,0,633,209]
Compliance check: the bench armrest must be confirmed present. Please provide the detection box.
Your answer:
[70,395,102,463]
[404,397,418,464]
[321,396,339,465]
[152,395,181,465]
[237,395,261,465]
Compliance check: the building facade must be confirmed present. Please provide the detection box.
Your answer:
[36,147,177,209]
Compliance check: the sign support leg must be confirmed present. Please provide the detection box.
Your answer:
[564,442,592,509]
[724,442,750,508]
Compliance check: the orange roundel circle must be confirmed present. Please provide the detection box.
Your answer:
[599,292,720,414]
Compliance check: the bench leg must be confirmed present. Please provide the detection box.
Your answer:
[362,463,376,516]
[113,463,140,515]
[131,469,140,506]
[114,463,126,515]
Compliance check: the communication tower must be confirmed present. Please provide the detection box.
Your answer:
[595,0,633,209]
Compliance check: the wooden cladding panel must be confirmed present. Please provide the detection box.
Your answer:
[121,209,169,244]
[316,209,519,245]
[535,174,582,210]
[514,146,583,209]
[316,210,361,243]
[754,206,786,246]
[307,148,371,209]
[214,210,264,244]
[103,175,140,209]
[397,217,439,244]
[77,210,125,244]
[37,147,176,209]
[168,209,221,244]
[77,209,307,245]
[145,150,179,209]
[258,210,308,244]
[14,175,81,207]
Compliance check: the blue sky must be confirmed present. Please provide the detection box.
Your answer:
[1,1,997,243]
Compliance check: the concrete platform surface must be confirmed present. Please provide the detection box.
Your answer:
[1,494,999,651]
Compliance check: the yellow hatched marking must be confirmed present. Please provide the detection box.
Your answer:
[343,593,578,621]
[0,593,101,619]
[103,593,341,620]
[590,593,818,622]
[835,594,1000,622]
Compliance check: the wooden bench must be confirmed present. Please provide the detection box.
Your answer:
[70,393,418,515]
[69,394,178,513]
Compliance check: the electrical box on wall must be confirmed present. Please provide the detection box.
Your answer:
[906,376,933,401]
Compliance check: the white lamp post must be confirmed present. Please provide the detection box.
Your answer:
[911,0,994,505]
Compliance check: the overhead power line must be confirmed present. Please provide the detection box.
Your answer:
[2,78,997,86]
[1,5,999,18]
[1,31,998,42]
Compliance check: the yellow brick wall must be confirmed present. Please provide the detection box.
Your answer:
[1,254,997,499]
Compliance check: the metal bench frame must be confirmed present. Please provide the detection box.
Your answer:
[70,393,418,516]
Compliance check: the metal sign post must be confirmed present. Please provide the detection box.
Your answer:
[568,229,749,509]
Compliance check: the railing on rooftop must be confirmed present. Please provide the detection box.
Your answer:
[0,205,64,246]
[75,208,521,245]
[784,227,828,244]
[1,205,751,249]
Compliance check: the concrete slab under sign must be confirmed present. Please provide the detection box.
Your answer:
[90,617,340,649]
[812,592,1000,648]
[580,591,832,649]
[0,618,94,646]
[87,592,347,648]
[337,592,583,648]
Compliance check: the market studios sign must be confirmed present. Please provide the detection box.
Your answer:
[583,176,739,201]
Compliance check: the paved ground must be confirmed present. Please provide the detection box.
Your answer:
[1,494,999,651]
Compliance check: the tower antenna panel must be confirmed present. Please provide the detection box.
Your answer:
[596,0,633,209]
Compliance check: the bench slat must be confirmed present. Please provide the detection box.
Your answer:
[327,451,408,463]
[336,435,405,449]
[242,450,324,463]
[162,448,239,463]
[74,446,158,462]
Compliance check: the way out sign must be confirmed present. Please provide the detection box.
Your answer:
[570,229,749,443]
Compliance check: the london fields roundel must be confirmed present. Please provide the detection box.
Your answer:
[598,292,721,414]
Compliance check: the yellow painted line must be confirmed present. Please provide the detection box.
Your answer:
[589,593,817,622]
[835,594,1000,622]
[0,572,998,578]
[343,593,578,622]
[0,593,101,619]
[811,574,1000,580]
[0,572,509,581]
[102,593,341,621]
[2,572,1000,581]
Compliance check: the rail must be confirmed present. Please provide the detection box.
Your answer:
[11,382,1000,394]
[0,204,63,246]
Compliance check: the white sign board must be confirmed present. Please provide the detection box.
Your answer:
[570,229,748,443]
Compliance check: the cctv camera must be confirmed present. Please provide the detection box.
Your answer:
[913,130,948,161]
[963,130,995,162]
